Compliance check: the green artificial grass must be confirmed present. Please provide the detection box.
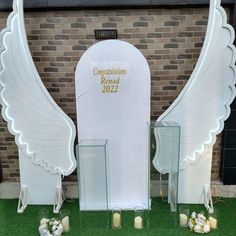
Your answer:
[1,197,236,236]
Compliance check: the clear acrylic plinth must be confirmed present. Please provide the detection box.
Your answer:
[76,139,109,228]
[148,121,180,229]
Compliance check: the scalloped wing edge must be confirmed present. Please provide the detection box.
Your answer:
[0,0,77,176]
[156,0,236,170]
[181,3,236,169]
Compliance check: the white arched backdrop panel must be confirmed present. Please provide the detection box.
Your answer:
[75,40,150,210]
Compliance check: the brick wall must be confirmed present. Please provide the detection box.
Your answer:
[0,7,225,183]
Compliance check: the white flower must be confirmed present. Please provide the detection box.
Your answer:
[52,225,57,231]
[203,224,210,233]
[188,218,195,231]
[53,224,63,236]
[191,212,196,219]
[53,220,60,225]
[58,223,63,231]
[39,223,47,230]
[40,218,49,225]
[39,223,49,236]
[39,227,52,236]
[49,220,54,226]
[197,213,206,220]
[195,218,206,227]
[194,225,204,234]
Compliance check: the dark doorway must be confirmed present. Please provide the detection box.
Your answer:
[220,99,236,184]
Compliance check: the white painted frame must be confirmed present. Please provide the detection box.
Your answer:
[0,0,76,212]
[153,0,236,204]
[75,40,151,210]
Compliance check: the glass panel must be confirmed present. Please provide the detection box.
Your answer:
[78,139,108,147]
[148,121,180,229]
[166,126,180,212]
[76,139,109,228]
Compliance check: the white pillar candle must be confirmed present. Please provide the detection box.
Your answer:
[134,216,143,229]
[179,213,188,227]
[112,212,121,228]
[61,216,70,232]
[209,216,217,229]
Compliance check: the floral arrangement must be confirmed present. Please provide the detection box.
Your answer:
[188,212,210,234]
[179,211,217,234]
[39,216,70,236]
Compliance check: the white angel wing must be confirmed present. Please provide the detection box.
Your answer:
[153,0,236,173]
[0,0,76,176]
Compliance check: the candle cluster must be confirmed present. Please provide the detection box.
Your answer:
[112,208,144,230]
[179,211,217,234]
